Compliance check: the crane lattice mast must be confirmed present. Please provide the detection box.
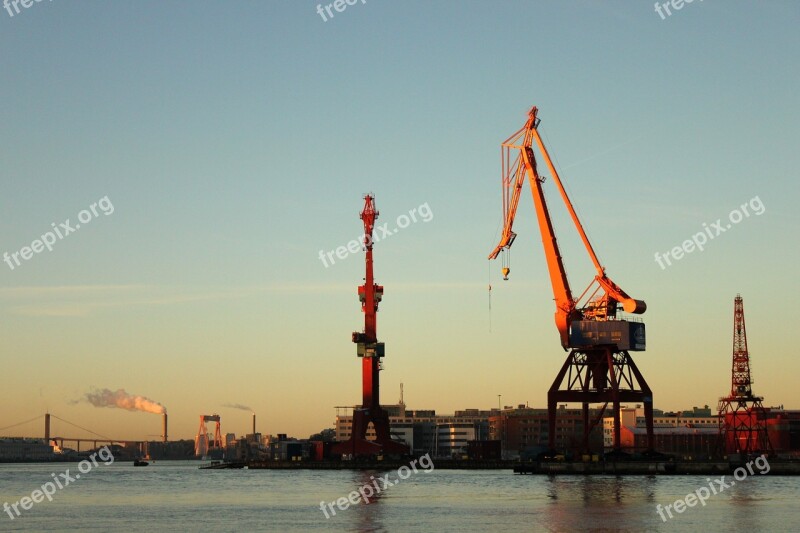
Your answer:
[718,295,772,456]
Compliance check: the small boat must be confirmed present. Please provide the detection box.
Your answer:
[133,460,149,467]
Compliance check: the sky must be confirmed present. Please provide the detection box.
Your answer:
[1,1,799,442]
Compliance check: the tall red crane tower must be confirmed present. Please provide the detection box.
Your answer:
[332,195,409,458]
[489,106,654,453]
[718,295,772,456]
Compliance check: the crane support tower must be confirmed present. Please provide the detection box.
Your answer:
[488,106,654,453]
[718,295,772,456]
[332,195,409,458]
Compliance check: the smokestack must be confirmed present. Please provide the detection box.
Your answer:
[162,412,168,443]
[252,412,256,435]
[44,412,50,442]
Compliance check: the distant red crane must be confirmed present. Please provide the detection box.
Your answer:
[332,195,409,458]
[195,414,222,457]
[718,295,772,456]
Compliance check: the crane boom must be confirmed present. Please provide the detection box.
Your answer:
[489,106,645,349]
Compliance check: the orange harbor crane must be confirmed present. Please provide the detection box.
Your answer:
[332,195,409,458]
[489,106,654,453]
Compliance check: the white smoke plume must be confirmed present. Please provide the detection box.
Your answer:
[85,388,166,414]
[223,403,252,411]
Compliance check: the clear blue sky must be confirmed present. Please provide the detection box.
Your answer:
[1,1,798,440]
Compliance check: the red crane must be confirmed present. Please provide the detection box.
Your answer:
[332,195,409,458]
[489,106,654,453]
[718,295,772,456]
[194,414,222,457]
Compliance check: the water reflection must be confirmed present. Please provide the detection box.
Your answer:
[347,469,389,533]
[727,475,768,532]
[542,475,659,530]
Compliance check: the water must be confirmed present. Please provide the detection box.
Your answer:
[1,461,798,532]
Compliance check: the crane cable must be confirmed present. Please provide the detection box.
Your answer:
[540,126,601,269]
[488,260,492,333]
[488,215,504,333]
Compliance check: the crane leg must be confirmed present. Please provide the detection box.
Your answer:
[548,348,653,455]
[582,402,590,453]
[547,353,574,452]
[626,353,655,452]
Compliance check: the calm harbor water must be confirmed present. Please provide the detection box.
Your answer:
[1,461,798,532]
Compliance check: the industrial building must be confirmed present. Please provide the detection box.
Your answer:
[335,402,783,460]
[598,405,800,458]
[489,405,605,459]
[765,409,800,454]
[602,406,719,458]
[0,438,54,461]
[334,404,494,458]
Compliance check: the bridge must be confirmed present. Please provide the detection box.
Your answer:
[0,413,147,453]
